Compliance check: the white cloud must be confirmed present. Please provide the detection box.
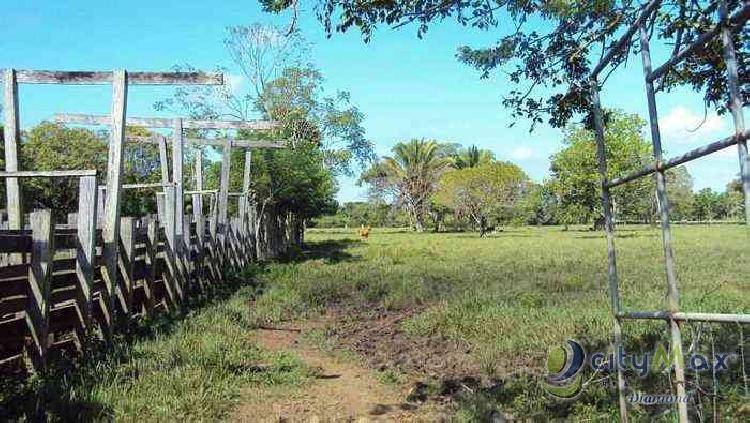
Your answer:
[659,106,726,144]
[510,145,535,160]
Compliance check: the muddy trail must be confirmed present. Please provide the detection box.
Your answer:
[233,321,440,421]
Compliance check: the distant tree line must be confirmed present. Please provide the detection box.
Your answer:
[312,111,744,235]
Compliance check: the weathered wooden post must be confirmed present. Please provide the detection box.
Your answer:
[99,70,128,337]
[218,139,233,267]
[3,69,22,233]
[117,217,135,322]
[75,176,97,332]
[144,218,158,316]
[26,209,54,370]
[192,153,205,290]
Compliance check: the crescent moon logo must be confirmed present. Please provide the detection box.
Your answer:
[543,339,585,399]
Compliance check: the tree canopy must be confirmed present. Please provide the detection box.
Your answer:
[360,139,453,232]
[261,0,748,129]
[434,161,529,235]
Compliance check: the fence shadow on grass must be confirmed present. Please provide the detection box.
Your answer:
[0,267,263,421]
[278,238,360,265]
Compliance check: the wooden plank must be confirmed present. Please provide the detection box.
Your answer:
[0,170,97,178]
[3,69,22,234]
[218,139,232,261]
[142,219,157,316]
[193,151,204,289]
[122,182,175,189]
[74,175,96,330]
[0,234,32,253]
[25,210,54,370]
[100,70,128,337]
[158,136,171,186]
[208,194,220,283]
[239,149,253,265]
[55,113,277,130]
[117,217,135,318]
[0,263,28,281]
[128,136,285,149]
[162,186,182,303]
[13,70,222,85]
[172,119,188,298]
[183,139,285,149]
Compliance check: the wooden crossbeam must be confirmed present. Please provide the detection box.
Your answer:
[127,135,285,149]
[56,113,276,130]
[8,70,222,85]
[0,170,97,178]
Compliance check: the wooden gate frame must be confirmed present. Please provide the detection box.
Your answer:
[3,69,222,336]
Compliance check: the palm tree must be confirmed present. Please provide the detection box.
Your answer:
[361,139,452,232]
[454,145,495,169]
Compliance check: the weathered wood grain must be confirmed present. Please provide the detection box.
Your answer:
[56,113,276,130]
[3,69,22,234]
[12,70,222,85]
[76,176,97,329]
[0,170,97,178]
[25,210,54,370]
[100,70,128,337]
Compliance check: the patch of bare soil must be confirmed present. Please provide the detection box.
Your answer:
[233,324,444,422]
[329,307,481,381]
[325,307,496,405]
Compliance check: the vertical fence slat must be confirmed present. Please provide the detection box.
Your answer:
[218,139,232,265]
[117,217,135,320]
[25,210,54,370]
[75,176,97,333]
[172,118,187,296]
[143,218,158,316]
[193,152,205,287]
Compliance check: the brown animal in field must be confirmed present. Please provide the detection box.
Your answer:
[358,224,372,239]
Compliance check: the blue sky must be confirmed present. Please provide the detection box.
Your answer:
[1,0,742,202]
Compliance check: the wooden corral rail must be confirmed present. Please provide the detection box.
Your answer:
[1,68,285,376]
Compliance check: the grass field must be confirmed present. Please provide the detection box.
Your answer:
[4,225,746,420]
[251,225,749,419]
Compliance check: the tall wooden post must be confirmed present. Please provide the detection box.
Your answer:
[218,139,232,263]
[192,152,205,288]
[240,149,253,265]
[3,69,22,233]
[101,70,128,336]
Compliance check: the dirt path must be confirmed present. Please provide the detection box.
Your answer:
[233,325,435,422]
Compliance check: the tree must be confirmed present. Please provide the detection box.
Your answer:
[20,122,108,218]
[693,188,721,221]
[157,25,374,258]
[260,0,747,129]
[666,165,695,221]
[361,139,452,232]
[548,111,652,226]
[434,161,529,236]
[721,178,744,220]
[453,145,495,169]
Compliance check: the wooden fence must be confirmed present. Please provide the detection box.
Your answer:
[0,183,254,374]
[1,69,282,375]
